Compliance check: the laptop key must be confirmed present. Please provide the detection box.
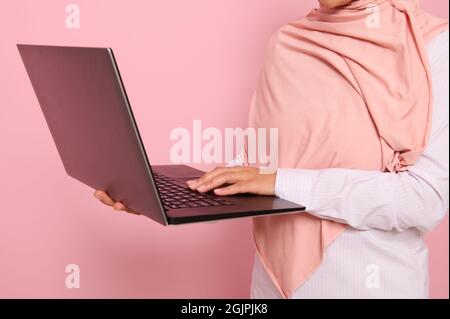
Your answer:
[196,201,211,207]
[203,199,219,205]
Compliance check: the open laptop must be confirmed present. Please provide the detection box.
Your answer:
[17,44,305,226]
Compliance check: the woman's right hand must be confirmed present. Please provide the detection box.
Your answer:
[93,190,142,215]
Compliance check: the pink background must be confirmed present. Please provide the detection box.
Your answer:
[0,0,448,298]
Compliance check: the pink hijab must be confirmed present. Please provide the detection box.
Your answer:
[244,0,448,298]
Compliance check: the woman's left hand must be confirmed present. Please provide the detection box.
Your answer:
[186,167,277,196]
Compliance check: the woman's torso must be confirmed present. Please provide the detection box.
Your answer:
[250,29,448,300]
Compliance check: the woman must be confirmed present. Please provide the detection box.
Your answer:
[94,0,449,298]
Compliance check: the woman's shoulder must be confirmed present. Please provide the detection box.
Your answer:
[428,30,449,141]
[264,17,311,55]
[427,30,449,67]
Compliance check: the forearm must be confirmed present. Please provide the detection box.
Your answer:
[275,165,449,232]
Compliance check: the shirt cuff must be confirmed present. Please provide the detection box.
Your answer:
[275,168,317,209]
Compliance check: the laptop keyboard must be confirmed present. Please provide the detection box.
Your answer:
[153,172,234,210]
